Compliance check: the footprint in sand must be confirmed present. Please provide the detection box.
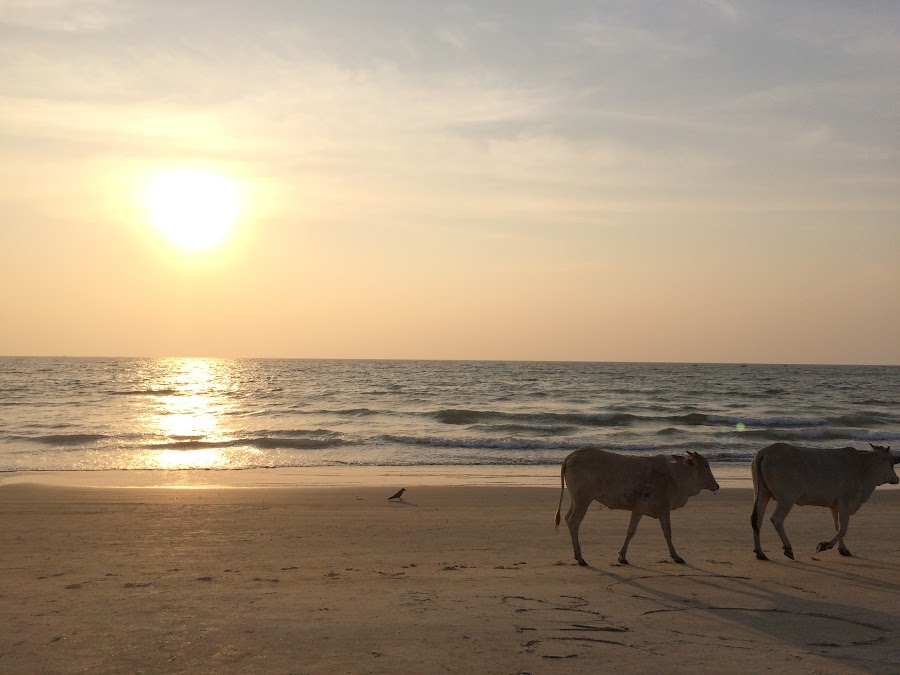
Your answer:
[402,590,436,614]
[502,595,632,661]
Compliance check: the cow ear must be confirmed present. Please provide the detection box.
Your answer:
[671,454,685,462]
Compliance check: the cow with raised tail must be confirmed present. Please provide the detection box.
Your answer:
[751,442,899,561]
[554,448,720,567]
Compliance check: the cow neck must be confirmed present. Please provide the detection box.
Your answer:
[669,461,701,510]
[862,451,892,493]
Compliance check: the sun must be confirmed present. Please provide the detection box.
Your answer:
[143,169,242,252]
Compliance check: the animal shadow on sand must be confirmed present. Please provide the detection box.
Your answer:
[790,557,900,594]
[586,560,900,672]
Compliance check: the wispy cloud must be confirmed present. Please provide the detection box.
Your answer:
[697,0,742,22]
[566,15,706,62]
[0,0,128,32]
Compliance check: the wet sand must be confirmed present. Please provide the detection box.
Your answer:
[1,483,898,673]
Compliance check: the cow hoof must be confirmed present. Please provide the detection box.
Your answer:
[816,542,829,553]
[783,548,794,560]
[577,559,588,567]
[673,556,685,564]
[839,548,852,557]
[618,556,629,565]
[755,551,769,561]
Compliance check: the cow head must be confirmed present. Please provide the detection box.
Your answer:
[671,451,720,492]
[869,444,900,484]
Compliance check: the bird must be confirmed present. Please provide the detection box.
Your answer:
[387,488,406,501]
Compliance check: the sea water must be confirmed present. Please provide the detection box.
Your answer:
[0,357,897,474]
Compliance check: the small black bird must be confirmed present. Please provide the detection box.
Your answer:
[387,488,406,501]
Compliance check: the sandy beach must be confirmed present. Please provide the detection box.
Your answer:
[2,481,899,674]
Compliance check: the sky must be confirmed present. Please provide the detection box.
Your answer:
[1,0,898,364]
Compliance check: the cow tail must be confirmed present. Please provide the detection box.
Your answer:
[554,457,567,531]
[750,449,766,534]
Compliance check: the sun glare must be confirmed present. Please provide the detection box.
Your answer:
[143,170,242,252]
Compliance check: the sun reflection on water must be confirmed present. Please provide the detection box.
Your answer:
[154,448,229,470]
[140,358,238,469]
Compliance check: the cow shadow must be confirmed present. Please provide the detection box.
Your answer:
[589,559,900,671]
[789,558,900,594]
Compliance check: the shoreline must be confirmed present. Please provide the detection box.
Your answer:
[0,461,754,489]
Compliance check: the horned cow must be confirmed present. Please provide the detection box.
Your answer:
[554,448,720,566]
[751,442,899,560]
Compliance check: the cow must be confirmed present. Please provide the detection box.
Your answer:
[751,442,899,561]
[554,448,720,566]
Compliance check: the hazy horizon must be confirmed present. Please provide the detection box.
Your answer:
[2,1,898,365]
[2,354,897,368]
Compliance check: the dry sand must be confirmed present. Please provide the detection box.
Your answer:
[1,482,898,674]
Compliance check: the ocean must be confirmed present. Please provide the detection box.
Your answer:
[0,357,898,475]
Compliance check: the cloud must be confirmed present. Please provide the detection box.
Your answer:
[0,0,126,32]
[792,123,831,149]
[566,15,705,62]
[697,0,741,22]
[435,26,466,52]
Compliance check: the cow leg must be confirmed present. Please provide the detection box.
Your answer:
[658,511,685,564]
[752,490,772,561]
[618,511,642,565]
[818,505,850,555]
[565,497,591,567]
[828,507,852,556]
[770,501,795,560]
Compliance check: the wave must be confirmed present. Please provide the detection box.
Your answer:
[858,399,895,406]
[484,423,576,435]
[150,434,347,451]
[377,433,741,457]
[653,413,892,428]
[667,413,829,428]
[429,408,638,427]
[426,408,874,430]
[27,433,109,445]
[827,413,891,427]
[151,428,350,451]
[728,428,900,444]
[314,407,383,417]
[109,388,179,397]
[285,407,387,418]
[656,427,684,436]
[381,433,584,451]
[267,405,896,431]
